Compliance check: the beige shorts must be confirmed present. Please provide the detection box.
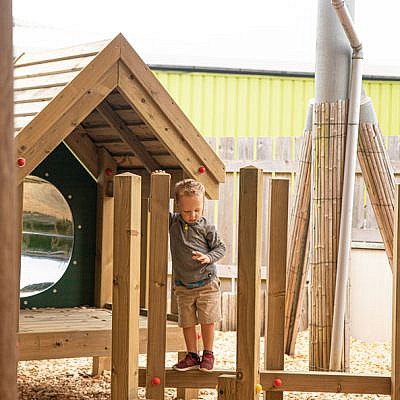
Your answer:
[174,279,221,328]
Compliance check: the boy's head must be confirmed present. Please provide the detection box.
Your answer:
[174,179,205,224]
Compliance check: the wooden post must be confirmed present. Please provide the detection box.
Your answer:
[93,148,116,375]
[16,184,24,332]
[236,166,263,399]
[95,147,116,307]
[111,173,141,400]
[265,179,289,400]
[217,375,237,400]
[146,172,170,399]
[0,0,17,398]
[392,184,400,399]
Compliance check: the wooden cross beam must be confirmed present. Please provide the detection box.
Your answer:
[96,101,160,173]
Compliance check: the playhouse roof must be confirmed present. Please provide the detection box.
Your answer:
[14,34,225,199]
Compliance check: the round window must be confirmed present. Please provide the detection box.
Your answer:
[20,176,74,298]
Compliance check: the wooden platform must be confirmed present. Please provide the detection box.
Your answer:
[18,307,185,361]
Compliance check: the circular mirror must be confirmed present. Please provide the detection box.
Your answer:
[21,176,74,298]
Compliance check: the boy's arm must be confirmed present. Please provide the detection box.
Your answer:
[205,226,226,264]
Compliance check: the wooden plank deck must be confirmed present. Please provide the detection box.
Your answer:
[18,307,185,361]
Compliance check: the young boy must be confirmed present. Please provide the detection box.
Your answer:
[170,179,226,372]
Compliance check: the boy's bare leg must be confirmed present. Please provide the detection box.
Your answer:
[200,323,215,351]
[183,326,198,353]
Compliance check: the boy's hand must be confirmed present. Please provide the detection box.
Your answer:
[192,251,211,265]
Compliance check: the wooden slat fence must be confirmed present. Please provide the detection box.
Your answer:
[199,136,400,331]
[209,136,400,267]
[166,136,400,330]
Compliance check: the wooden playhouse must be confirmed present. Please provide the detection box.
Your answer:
[14,33,225,366]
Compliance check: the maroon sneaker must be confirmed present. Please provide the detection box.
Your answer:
[173,352,200,371]
[200,350,214,372]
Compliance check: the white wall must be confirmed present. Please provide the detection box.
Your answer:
[349,247,392,342]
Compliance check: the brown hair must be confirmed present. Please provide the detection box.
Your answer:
[174,179,205,203]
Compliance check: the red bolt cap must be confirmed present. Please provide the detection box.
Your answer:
[105,168,113,176]
[152,376,161,385]
[198,166,206,174]
[197,333,202,340]
[17,157,26,167]
[273,378,282,387]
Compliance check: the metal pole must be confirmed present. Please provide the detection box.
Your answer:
[330,0,363,371]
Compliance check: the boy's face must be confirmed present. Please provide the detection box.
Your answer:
[177,194,204,224]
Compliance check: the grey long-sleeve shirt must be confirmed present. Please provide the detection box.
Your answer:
[169,213,226,287]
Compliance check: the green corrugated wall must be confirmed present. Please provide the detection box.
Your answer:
[154,70,400,138]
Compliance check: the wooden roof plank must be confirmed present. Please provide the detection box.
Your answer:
[64,126,99,177]
[16,63,118,184]
[14,86,64,104]
[14,39,110,68]
[14,100,50,116]
[118,62,220,199]
[14,70,80,90]
[14,55,95,79]
[96,101,160,173]
[119,38,225,184]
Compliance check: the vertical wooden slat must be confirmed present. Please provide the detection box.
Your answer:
[238,137,254,161]
[392,184,400,400]
[146,172,170,399]
[95,147,116,307]
[265,179,289,400]
[387,136,400,164]
[352,173,365,230]
[204,137,217,223]
[0,0,17,397]
[274,137,293,191]
[112,173,141,400]
[93,148,116,375]
[217,375,237,400]
[256,137,273,267]
[236,166,262,400]
[218,137,235,265]
[140,198,150,309]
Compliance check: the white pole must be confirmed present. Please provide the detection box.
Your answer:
[330,0,363,371]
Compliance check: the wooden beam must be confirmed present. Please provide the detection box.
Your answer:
[392,183,400,399]
[136,368,391,395]
[18,325,185,361]
[16,184,24,331]
[265,178,289,400]
[96,101,160,172]
[64,125,99,178]
[112,173,141,400]
[146,172,170,399]
[237,166,263,399]
[260,371,391,395]
[16,37,121,184]
[95,147,116,307]
[0,0,18,397]
[118,62,221,200]
[92,148,117,376]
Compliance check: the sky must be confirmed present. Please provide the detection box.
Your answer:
[11,0,400,76]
